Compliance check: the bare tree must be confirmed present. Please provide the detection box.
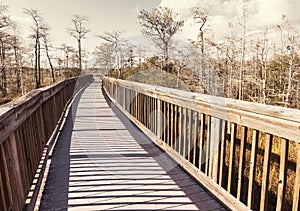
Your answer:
[41,25,55,82]
[170,42,191,87]
[138,6,184,65]
[24,8,45,88]
[94,42,115,74]
[238,2,248,100]
[0,4,10,97]
[61,44,75,69]
[259,27,269,104]
[67,15,90,71]
[191,6,209,93]
[97,30,127,78]
[10,21,23,93]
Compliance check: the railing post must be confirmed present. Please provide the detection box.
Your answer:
[157,99,162,141]
[292,143,300,211]
[211,117,221,182]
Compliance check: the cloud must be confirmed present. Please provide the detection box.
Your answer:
[159,0,300,40]
[255,0,300,25]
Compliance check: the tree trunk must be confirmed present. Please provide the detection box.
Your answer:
[78,39,82,71]
[37,40,41,86]
[285,59,293,107]
[13,46,21,92]
[45,43,55,83]
[1,66,7,97]
[0,39,7,97]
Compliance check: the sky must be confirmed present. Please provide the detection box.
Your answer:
[2,0,161,52]
[2,0,300,59]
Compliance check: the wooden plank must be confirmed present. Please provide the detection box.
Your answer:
[157,100,162,141]
[170,104,174,149]
[192,111,199,166]
[174,105,178,151]
[212,117,221,183]
[153,97,157,135]
[276,139,288,211]
[260,134,273,211]
[0,168,7,211]
[199,113,205,171]
[247,129,259,208]
[187,109,192,162]
[183,108,187,159]
[178,106,183,155]
[0,144,13,211]
[166,102,170,146]
[14,129,30,198]
[137,94,140,122]
[162,101,166,143]
[218,120,227,186]
[292,143,300,211]
[237,126,247,200]
[3,134,24,211]
[227,122,237,193]
[205,115,211,175]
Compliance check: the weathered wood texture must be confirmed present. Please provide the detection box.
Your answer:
[0,75,93,211]
[103,77,300,211]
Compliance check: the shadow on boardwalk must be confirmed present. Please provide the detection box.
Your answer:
[39,79,226,211]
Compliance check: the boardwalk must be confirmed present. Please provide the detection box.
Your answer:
[38,79,226,211]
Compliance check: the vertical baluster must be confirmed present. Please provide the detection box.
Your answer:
[292,143,300,211]
[170,104,174,148]
[178,107,183,156]
[137,94,140,122]
[248,129,259,208]
[144,95,147,127]
[163,101,167,143]
[276,139,288,211]
[166,102,170,145]
[193,111,199,166]
[205,115,211,175]
[187,109,192,162]
[260,134,273,210]
[174,105,178,151]
[157,100,162,141]
[199,113,205,171]
[218,120,227,186]
[151,97,154,132]
[149,96,151,130]
[237,126,248,200]
[183,108,187,159]
[227,122,237,193]
[123,87,126,108]
[135,92,138,119]
[154,98,157,135]
[212,117,221,182]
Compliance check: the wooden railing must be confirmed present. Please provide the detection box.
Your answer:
[0,75,93,211]
[103,77,300,211]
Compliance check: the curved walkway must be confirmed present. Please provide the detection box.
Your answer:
[38,78,226,211]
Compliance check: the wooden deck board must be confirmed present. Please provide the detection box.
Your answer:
[38,79,226,211]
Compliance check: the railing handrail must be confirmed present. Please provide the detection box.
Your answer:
[0,77,76,144]
[104,77,300,142]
